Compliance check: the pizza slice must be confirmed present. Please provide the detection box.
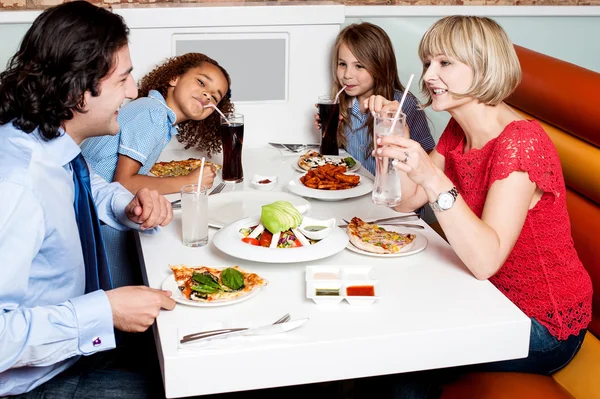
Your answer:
[298,150,356,171]
[170,265,267,302]
[347,217,416,254]
[150,158,222,177]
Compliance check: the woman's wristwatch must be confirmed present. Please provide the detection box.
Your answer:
[429,187,459,212]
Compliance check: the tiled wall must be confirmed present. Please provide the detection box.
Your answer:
[1,0,599,10]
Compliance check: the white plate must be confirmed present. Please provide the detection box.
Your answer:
[292,156,361,173]
[161,274,264,307]
[208,191,311,229]
[213,217,349,263]
[287,173,373,201]
[345,225,428,257]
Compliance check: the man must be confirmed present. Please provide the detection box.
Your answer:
[0,2,176,397]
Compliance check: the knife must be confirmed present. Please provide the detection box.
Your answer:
[180,318,309,344]
[338,222,425,230]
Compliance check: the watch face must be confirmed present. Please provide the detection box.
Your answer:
[438,192,454,210]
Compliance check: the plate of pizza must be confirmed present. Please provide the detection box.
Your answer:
[150,158,222,177]
[163,265,267,307]
[345,217,428,257]
[294,150,361,173]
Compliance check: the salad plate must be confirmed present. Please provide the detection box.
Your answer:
[287,173,373,201]
[213,216,349,263]
[208,191,310,229]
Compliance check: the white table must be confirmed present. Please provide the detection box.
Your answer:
[137,147,530,399]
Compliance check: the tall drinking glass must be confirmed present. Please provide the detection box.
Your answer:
[181,184,208,247]
[318,95,340,156]
[220,113,244,183]
[372,111,407,207]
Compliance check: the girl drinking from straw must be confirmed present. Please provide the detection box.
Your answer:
[82,52,233,195]
[366,16,591,397]
[317,22,434,176]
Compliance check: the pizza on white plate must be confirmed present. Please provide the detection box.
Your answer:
[170,265,267,302]
[150,158,222,177]
[298,150,355,171]
[346,217,416,254]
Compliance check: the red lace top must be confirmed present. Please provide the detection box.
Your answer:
[437,118,593,340]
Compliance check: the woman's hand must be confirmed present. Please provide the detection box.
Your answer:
[363,95,400,116]
[375,135,443,191]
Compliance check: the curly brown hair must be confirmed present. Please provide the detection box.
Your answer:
[137,53,234,156]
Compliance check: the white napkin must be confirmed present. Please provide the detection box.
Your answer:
[177,317,306,351]
[277,147,304,157]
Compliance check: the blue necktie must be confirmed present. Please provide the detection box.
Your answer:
[71,153,113,292]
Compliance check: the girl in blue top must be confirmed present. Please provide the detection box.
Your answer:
[82,52,233,194]
[318,22,434,176]
[81,53,233,287]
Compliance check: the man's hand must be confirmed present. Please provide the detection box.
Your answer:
[125,187,173,230]
[106,286,176,333]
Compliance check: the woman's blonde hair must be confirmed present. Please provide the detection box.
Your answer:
[331,22,405,154]
[418,16,521,107]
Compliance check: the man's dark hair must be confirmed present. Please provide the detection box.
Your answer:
[0,1,129,140]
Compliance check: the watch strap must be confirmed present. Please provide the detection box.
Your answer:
[430,187,458,212]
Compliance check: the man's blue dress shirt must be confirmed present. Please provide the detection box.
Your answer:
[0,123,143,395]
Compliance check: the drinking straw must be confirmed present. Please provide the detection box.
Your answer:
[204,104,231,125]
[390,74,415,133]
[334,85,347,104]
[197,157,206,192]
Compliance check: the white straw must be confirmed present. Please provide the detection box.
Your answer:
[390,74,415,133]
[204,104,231,125]
[334,85,347,104]
[197,157,205,192]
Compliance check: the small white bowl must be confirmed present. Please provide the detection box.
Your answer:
[298,216,336,240]
[251,175,278,191]
[343,280,380,306]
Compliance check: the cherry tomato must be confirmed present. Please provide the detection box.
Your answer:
[259,231,273,247]
[290,238,302,247]
[241,237,260,246]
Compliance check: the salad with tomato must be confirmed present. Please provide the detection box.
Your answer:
[240,226,307,248]
[238,200,316,249]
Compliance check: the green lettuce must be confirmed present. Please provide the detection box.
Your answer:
[261,201,303,234]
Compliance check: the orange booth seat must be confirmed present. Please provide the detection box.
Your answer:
[441,45,600,399]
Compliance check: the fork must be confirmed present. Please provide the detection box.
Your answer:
[209,182,226,196]
[281,144,308,153]
[340,219,425,230]
[181,313,291,342]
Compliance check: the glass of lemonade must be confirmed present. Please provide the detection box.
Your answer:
[372,111,407,207]
[180,184,208,247]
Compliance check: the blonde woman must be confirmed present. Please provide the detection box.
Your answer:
[368,16,591,386]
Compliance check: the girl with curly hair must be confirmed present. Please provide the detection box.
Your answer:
[81,53,233,288]
[82,52,234,195]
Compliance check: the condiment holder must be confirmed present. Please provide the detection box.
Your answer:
[305,266,379,306]
[251,174,278,191]
[298,216,336,240]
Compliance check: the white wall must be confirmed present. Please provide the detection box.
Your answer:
[1,5,599,145]
[345,7,600,141]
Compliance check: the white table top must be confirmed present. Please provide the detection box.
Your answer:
[137,146,530,399]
